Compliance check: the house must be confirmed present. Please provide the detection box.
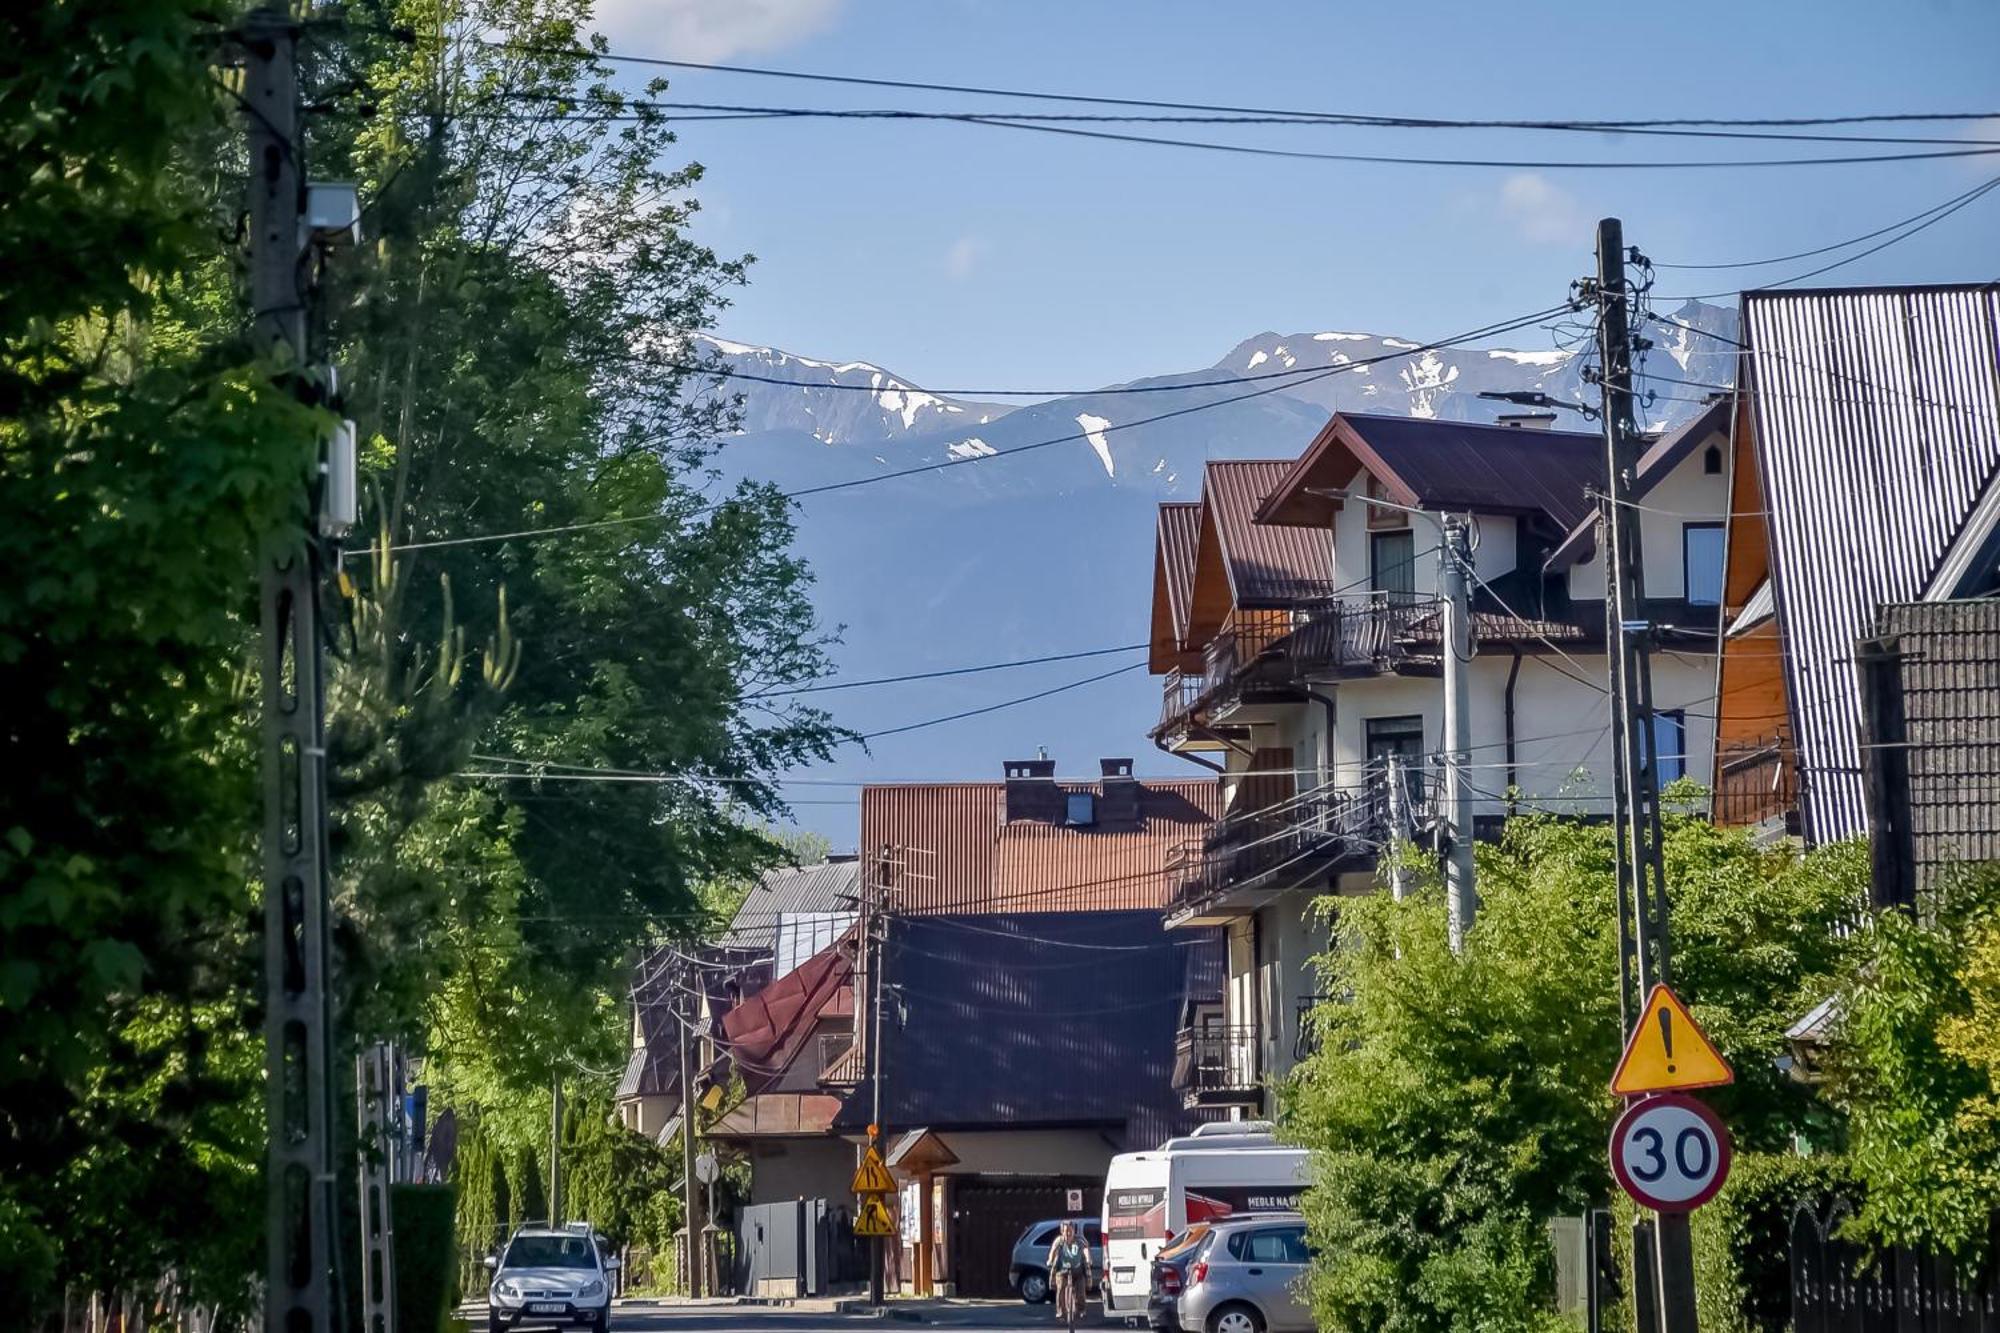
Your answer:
[716,856,862,978]
[1145,409,1734,1114]
[1709,282,2000,903]
[825,909,1221,1298]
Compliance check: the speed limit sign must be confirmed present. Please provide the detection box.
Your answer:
[1610,1093,1732,1212]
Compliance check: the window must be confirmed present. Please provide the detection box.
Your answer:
[1651,710,1687,784]
[1033,1226,1060,1247]
[1371,528,1417,599]
[1703,443,1723,475]
[1065,792,1096,826]
[1231,1227,1307,1264]
[1683,522,1724,606]
[503,1236,597,1270]
[1366,714,1427,803]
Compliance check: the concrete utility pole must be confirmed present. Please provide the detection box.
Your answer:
[357,1045,399,1333]
[1307,488,1477,948]
[1590,217,1696,1333]
[866,846,893,1308]
[245,8,336,1330]
[678,980,703,1297]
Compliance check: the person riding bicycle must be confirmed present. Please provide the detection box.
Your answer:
[1047,1220,1092,1330]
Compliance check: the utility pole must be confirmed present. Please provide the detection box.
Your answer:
[550,1074,563,1223]
[1589,217,1696,1333]
[678,979,703,1298]
[246,7,336,1331]
[1306,487,1477,948]
[866,846,893,1307]
[1383,753,1409,901]
[357,1045,399,1333]
[1437,513,1477,949]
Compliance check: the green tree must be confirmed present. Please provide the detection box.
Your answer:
[1821,865,2000,1260]
[0,0,317,1312]
[1285,806,1862,1332]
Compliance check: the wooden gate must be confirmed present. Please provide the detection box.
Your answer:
[947,1177,1103,1299]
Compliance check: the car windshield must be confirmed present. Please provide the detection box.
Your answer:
[504,1235,597,1269]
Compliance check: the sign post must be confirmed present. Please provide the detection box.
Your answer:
[852,1132,897,1299]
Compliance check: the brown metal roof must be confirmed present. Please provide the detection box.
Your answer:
[709,1092,842,1138]
[859,776,1219,914]
[1150,503,1204,673]
[1203,460,1337,605]
[1255,411,1602,531]
[718,942,853,1088]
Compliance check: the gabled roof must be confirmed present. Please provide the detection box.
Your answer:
[717,858,863,952]
[1740,282,2000,842]
[1545,397,1732,572]
[829,911,1217,1141]
[1149,502,1204,673]
[1188,462,1336,630]
[859,777,1217,914]
[1255,411,1602,532]
[718,941,853,1089]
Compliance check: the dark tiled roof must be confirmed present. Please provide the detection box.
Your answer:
[860,778,1218,914]
[1255,411,1602,532]
[1203,460,1337,605]
[830,911,1212,1138]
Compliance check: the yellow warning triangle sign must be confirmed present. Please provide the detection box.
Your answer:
[1611,984,1734,1096]
[851,1146,896,1195]
[854,1196,896,1237]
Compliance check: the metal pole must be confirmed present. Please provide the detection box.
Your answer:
[1439,514,1477,950]
[247,8,335,1329]
[1384,754,1409,901]
[357,1045,398,1333]
[549,1074,562,1224]
[1593,216,1694,1333]
[867,849,890,1307]
[679,981,702,1298]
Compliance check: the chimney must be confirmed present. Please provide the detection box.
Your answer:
[1497,411,1558,430]
[1003,757,1059,822]
[1099,758,1140,823]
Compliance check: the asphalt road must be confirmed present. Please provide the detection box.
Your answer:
[598,1301,1116,1333]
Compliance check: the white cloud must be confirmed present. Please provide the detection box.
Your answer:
[1957,117,2000,176]
[944,234,989,279]
[1496,172,1589,246]
[591,0,842,62]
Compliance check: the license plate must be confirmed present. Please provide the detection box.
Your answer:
[529,1303,565,1314]
[1114,1267,1135,1279]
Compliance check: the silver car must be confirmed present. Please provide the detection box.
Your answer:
[1175,1215,1312,1333]
[484,1223,617,1333]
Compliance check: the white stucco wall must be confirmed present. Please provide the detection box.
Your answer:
[1328,465,1522,598]
[1567,429,1728,603]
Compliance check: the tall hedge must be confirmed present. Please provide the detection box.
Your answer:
[393,1184,460,1333]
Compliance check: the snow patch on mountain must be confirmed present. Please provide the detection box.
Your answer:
[946,437,997,460]
[1076,413,1115,478]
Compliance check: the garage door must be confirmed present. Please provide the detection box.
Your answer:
[948,1177,1103,1299]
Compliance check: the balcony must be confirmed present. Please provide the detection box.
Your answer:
[1293,993,1347,1063]
[1166,786,1403,927]
[1170,1025,1260,1108]
[1715,733,1799,834]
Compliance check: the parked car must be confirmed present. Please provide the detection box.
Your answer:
[1176,1215,1312,1333]
[1008,1217,1104,1304]
[1146,1224,1213,1332]
[484,1222,618,1333]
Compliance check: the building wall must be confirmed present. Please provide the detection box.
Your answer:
[1254,885,1328,1089]
[1568,429,1731,605]
[618,1093,674,1140]
[925,1128,1133,1177]
[743,1135,856,1206]
[1328,466,1521,596]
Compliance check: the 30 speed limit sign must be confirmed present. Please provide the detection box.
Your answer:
[1609,1093,1732,1212]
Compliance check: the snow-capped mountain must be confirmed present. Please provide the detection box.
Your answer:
[694,334,1015,445]
[703,300,1742,846]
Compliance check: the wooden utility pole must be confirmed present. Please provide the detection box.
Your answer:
[245,7,336,1330]
[1591,217,1696,1333]
[866,846,894,1307]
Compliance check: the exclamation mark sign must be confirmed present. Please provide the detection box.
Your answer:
[1659,1006,1676,1075]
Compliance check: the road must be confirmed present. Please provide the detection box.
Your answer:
[599,1301,1115,1333]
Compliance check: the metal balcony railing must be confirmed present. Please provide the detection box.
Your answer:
[1293,994,1347,1063]
[1170,1025,1260,1103]
[1715,733,1798,829]
[1169,786,1403,917]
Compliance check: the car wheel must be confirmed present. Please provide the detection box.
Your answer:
[590,1313,608,1333]
[486,1315,503,1333]
[1208,1304,1263,1333]
[1020,1270,1050,1304]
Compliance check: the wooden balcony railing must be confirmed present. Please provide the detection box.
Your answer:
[1715,733,1798,829]
[1170,1025,1260,1104]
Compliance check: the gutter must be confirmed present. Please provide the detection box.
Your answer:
[1504,649,1523,814]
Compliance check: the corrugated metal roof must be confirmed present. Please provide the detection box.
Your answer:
[1745,284,2000,841]
[1151,502,1205,673]
[1255,411,1602,532]
[718,942,853,1089]
[718,858,863,953]
[1205,460,1337,605]
[829,911,1209,1135]
[860,778,1218,914]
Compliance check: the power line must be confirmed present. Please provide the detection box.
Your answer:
[1655,172,2000,270]
[860,661,1146,740]
[745,643,1145,697]
[356,303,1572,559]
[474,37,2000,135]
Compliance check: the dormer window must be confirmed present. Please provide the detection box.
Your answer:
[1066,792,1097,826]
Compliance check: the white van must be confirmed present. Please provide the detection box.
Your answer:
[1099,1124,1309,1317]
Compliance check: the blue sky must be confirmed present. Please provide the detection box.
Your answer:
[594,0,2000,391]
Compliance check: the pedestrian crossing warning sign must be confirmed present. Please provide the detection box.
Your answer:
[854,1197,896,1237]
[851,1147,896,1195]
[1611,984,1734,1096]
